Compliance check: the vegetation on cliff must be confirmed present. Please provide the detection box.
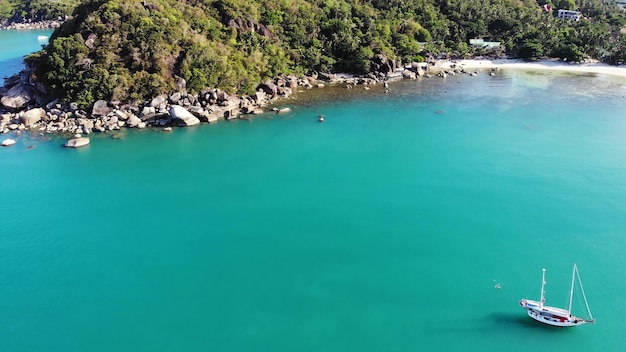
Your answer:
[19,0,626,107]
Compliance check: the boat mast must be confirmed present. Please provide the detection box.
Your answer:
[575,264,595,321]
[540,268,546,308]
[568,264,576,314]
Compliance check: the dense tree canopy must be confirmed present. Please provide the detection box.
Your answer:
[9,0,626,106]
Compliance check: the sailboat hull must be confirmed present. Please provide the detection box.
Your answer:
[520,299,593,327]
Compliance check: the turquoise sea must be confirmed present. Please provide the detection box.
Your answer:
[0,29,51,79]
[2,31,626,351]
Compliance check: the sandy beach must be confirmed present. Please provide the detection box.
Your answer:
[438,58,626,77]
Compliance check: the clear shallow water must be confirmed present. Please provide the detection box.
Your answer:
[0,29,51,79]
[2,33,626,351]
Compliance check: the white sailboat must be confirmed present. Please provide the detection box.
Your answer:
[519,264,595,327]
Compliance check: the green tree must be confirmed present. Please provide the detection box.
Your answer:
[518,40,544,60]
[558,0,576,10]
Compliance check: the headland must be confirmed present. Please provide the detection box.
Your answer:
[2,58,626,147]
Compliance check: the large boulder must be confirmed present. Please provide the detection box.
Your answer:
[139,106,156,120]
[92,100,113,116]
[21,108,46,126]
[114,110,129,120]
[317,72,336,81]
[169,92,182,104]
[1,83,34,109]
[149,95,167,108]
[253,90,266,104]
[1,113,12,123]
[402,69,417,79]
[126,114,142,128]
[169,105,200,126]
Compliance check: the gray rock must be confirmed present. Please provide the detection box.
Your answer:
[74,110,87,119]
[216,90,229,102]
[127,114,142,128]
[317,72,336,81]
[45,99,59,110]
[1,113,12,124]
[169,92,182,104]
[256,81,278,96]
[140,106,156,120]
[253,90,266,103]
[149,95,167,108]
[206,114,219,123]
[92,100,113,116]
[286,75,298,88]
[1,83,33,109]
[114,110,129,120]
[81,119,95,130]
[64,137,90,148]
[84,32,97,50]
[176,77,186,91]
[1,138,16,146]
[21,108,45,126]
[224,108,241,120]
[402,69,417,79]
[169,105,200,126]
[278,87,292,97]
[49,108,62,118]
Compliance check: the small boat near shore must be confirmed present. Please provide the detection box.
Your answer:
[519,264,595,327]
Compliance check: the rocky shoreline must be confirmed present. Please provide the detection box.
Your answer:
[0,18,65,30]
[0,59,485,147]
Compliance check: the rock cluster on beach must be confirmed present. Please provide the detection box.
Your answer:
[0,59,486,138]
[0,19,65,30]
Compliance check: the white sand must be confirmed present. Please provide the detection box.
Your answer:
[438,58,626,77]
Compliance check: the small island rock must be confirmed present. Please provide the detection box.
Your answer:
[2,138,16,146]
[64,137,90,148]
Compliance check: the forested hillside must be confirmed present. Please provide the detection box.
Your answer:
[19,0,626,106]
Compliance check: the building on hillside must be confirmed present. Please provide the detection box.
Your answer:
[469,38,501,49]
[616,0,626,10]
[557,9,582,20]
